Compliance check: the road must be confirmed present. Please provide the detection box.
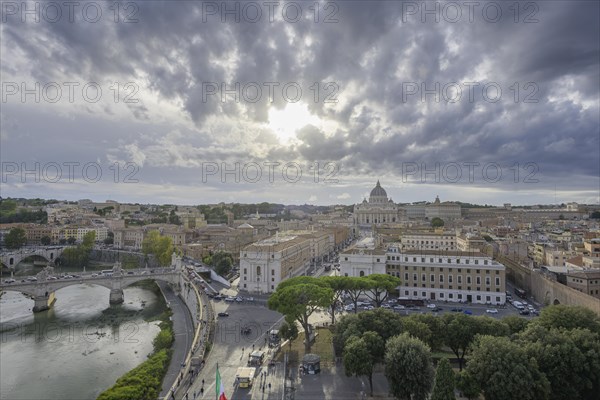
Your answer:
[158,281,195,399]
[177,291,283,400]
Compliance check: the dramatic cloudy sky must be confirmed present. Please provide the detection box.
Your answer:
[1,0,599,206]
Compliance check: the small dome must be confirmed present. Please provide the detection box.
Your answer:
[370,180,387,198]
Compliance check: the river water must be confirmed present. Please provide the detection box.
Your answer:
[0,262,167,400]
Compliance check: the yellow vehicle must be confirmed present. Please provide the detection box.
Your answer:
[235,367,256,388]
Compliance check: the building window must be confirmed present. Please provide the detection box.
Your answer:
[475,260,479,265]
[271,285,274,290]
[439,275,444,283]
[244,268,247,274]
[405,273,409,280]
[449,293,454,299]
[440,293,444,298]
[476,276,481,285]
[496,296,500,302]
[438,258,442,263]
[457,294,462,299]
[448,275,453,283]
[413,291,417,296]
[421,258,425,262]
[422,292,426,297]
[486,277,491,285]
[272,269,275,276]
[405,290,409,296]
[377,258,380,262]
[476,295,481,301]
[430,274,435,282]
[244,277,247,281]
[422,274,426,282]
[243,284,247,288]
[360,271,365,277]
[457,275,462,284]
[486,296,491,302]
[466,260,469,264]
[272,278,275,282]
[257,266,261,275]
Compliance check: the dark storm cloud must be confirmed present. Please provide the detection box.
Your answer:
[1,0,598,203]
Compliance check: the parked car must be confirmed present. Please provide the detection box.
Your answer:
[3,278,15,284]
[225,296,236,302]
[393,305,405,311]
[235,297,243,302]
[463,310,473,315]
[519,309,530,315]
[217,312,229,317]
[451,307,464,312]
[427,304,437,309]
[486,308,499,314]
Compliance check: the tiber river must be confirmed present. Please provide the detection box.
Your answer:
[0,262,168,400]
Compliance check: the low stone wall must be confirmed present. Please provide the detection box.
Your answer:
[89,249,159,268]
[530,272,600,316]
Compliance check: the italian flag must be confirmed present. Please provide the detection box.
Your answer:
[216,365,227,400]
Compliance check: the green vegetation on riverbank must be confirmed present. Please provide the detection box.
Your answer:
[97,281,174,400]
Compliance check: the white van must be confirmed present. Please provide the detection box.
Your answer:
[512,301,525,310]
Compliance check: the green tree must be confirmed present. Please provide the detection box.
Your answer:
[333,308,404,356]
[442,314,479,371]
[67,236,76,245]
[456,371,480,400]
[385,333,434,400]
[40,235,51,246]
[344,276,371,313]
[278,320,299,349]
[320,275,352,324]
[344,331,384,396]
[532,304,600,334]
[4,227,27,249]
[519,325,600,400]
[168,209,181,225]
[82,231,96,250]
[431,358,456,400]
[363,274,401,307]
[431,217,445,227]
[267,277,333,352]
[465,335,550,400]
[502,315,530,335]
[142,230,174,266]
[405,314,445,351]
[211,251,233,276]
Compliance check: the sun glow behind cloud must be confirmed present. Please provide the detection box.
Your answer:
[266,102,322,143]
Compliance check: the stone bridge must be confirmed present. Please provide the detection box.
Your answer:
[0,254,186,312]
[0,246,68,268]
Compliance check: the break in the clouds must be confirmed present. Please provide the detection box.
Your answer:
[1,0,599,205]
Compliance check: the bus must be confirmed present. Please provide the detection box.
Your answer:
[235,367,256,388]
[515,288,527,299]
[100,269,114,276]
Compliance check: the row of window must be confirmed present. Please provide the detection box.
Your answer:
[402,273,501,285]
[388,265,499,275]
[402,290,502,302]
[388,256,489,265]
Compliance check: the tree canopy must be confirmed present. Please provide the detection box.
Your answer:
[465,335,550,400]
[267,277,333,351]
[142,230,174,266]
[385,333,434,400]
[4,227,27,249]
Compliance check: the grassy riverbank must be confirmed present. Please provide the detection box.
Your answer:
[96,281,174,400]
